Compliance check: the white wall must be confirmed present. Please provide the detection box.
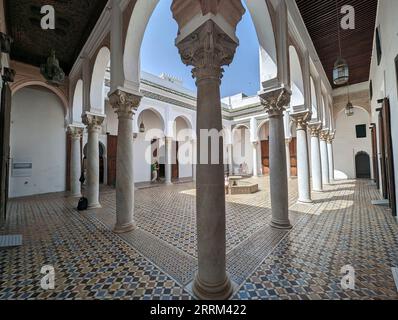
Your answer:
[369,0,398,206]
[10,87,66,197]
[334,107,372,180]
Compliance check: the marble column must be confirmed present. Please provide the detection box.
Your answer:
[165,137,173,185]
[68,125,84,198]
[82,113,105,209]
[252,141,258,177]
[309,124,323,192]
[259,87,292,230]
[192,139,197,181]
[109,90,141,234]
[292,112,312,203]
[227,144,233,175]
[320,131,330,185]
[327,135,335,182]
[176,21,238,300]
[285,138,291,179]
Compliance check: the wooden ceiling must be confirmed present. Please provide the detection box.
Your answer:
[5,0,108,75]
[296,0,378,88]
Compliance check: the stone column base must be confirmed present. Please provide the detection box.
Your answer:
[88,203,102,210]
[298,198,313,204]
[70,193,82,198]
[270,219,292,230]
[192,274,233,300]
[113,222,136,234]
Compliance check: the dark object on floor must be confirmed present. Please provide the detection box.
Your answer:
[77,197,88,211]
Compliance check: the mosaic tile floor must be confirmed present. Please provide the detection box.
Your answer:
[1,178,397,300]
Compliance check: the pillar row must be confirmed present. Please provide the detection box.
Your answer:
[327,134,335,182]
[252,141,258,177]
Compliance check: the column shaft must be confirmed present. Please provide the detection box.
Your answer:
[285,139,291,179]
[294,117,312,203]
[309,126,323,192]
[320,132,330,185]
[109,90,141,234]
[252,142,258,177]
[86,125,101,208]
[69,126,83,197]
[327,139,335,181]
[260,87,292,230]
[165,137,173,185]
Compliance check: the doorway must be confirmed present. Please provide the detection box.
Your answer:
[290,137,297,177]
[355,152,371,179]
[261,140,269,175]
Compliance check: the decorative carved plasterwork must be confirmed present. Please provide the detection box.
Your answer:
[82,112,105,133]
[259,87,292,118]
[291,111,311,130]
[108,89,142,120]
[176,20,238,81]
[319,130,330,142]
[68,125,84,139]
[308,122,322,138]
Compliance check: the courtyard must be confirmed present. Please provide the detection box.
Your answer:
[1,178,397,300]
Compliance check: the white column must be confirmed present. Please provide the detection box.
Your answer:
[176,20,239,300]
[260,87,292,230]
[309,124,323,192]
[227,144,233,175]
[285,138,291,179]
[192,139,197,181]
[320,131,330,185]
[108,90,141,234]
[327,136,335,182]
[165,137,173,185]
[68,125,84,197]
[82,113,105,209]
[292,112,312,203]
[252,141,258,177]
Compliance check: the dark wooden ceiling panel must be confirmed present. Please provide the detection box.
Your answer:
[5,0,108,75]
[296,0,378,88]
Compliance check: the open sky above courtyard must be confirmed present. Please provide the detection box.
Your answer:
[141,0,261,98]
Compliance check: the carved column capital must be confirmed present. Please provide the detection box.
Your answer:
[259,87,291,118]
[68,125,84,140]
[308,122,322,138]
[176,20,238,82]
[108,89,142,120]
[291,111,311,130]
[319,130,330,142]
[82,112,105,133]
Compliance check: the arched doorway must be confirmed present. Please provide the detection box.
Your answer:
[355,152,371,179]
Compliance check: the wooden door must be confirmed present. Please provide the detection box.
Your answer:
[107,134,117,187]
[290,137,297,177]
[0,84,12,226]
[370,124,379,188]
[382,98,396,216]
[172,141,179,180]
[261,140,270,175]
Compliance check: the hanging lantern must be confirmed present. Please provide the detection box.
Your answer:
[333,57,349,86]
[345,101,354,117]
[40,50,65,86]
[139,121,145,133]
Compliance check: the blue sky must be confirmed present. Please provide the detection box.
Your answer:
[141,0,260,98]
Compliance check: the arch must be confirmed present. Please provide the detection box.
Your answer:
[245,0,278,82]
[72,79,83,123]
[123,0,278,89]
[173,115,193,141]
[90,47,110,114]
[11,81,69,120]
[136,107,166,138]
[289,45,304,106]
[355,151,371,179]
[256,119,269,140]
